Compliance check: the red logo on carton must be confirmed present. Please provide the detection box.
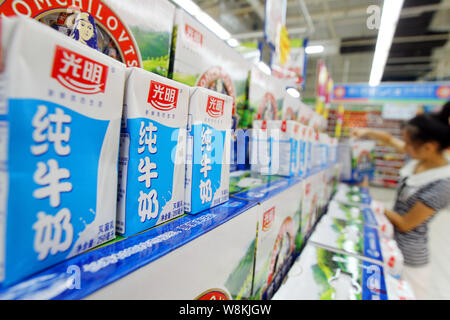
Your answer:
[148,80,179,111]
[195,289,230,300]
[185,24,203,45]
[51,45,108,94]
[262,207,275,232]
[206,95,225,118]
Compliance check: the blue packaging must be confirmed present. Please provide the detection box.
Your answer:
[116,67,189,237]
[185,87,233,214]
[0,17,126,285]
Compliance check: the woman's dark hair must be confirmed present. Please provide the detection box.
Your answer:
[403,101,450,151]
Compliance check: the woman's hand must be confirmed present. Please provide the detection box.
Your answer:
[350,128,371,139]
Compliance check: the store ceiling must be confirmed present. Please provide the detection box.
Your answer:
[193,0,450,99]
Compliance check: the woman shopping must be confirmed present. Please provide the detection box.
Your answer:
[351,102,450,300]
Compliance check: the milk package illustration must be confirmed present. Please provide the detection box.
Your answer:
[310,215,384,263]
[272,244,389,300]
[185,87,233,214]
[117,68,189,237]
[0,17,126,284]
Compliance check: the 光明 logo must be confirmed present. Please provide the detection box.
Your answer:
[206,95,225,118]
[262,207,275,232]
[185,24,203,45]
[148,80,179,111]
[52,45,108,94]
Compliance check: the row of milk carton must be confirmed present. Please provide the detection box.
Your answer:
[251,120,338,177]
[0,17,233,285]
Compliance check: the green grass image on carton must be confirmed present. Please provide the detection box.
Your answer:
[331,218,363,254]
[224,239,256,300]
[339,203,365,224]
[172,72,199,87]
[130,26,172,77]
[229,172,284,195]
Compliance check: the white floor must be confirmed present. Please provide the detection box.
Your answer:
[369,186,450,300]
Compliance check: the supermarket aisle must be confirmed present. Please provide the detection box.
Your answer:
[370,186,450,300]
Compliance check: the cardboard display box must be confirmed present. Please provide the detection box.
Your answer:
[170,9,249,129]
[250,181,304,300]
[244,65,286,128]
[309,215,384,263]
[0,198,259,299]
[272,243,388,300]
[0,0,176,77]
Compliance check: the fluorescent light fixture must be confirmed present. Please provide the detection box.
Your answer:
[287,87,301,98]
[172,0,232,40]
[369,0,404,87]
[305,45,324,54]
[172,0,200,16]
[258,61,271,75]
[227,38,240,47]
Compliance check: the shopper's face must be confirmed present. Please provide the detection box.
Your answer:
[403,129,422,159]
[402,129,439,160]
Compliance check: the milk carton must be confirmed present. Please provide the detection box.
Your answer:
[250,120,271,175]
[267,120,301,177]
[340,139,376,184]
[117,68,189,237]
[301,175,317,238]
[0,17,126,285]
[296,123,307,178]
[297,101,313,126]
[350,139,376,183]
[304,126,314,176]
[185,87,233,214]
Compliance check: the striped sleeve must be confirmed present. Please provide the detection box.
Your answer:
[417,179,450,211]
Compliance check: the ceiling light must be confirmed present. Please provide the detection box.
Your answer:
[369,0,404,87]
[258,61,271,75]
[305,45,324,54]
[172,0,232,41]
[227,38,240,47]
[287,87,301,98]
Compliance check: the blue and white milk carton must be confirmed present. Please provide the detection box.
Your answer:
[296,123,307,178]
[250,120,271,175]
[117,67,189,237]
[0,17,126,285]
[267,120,300,177]
[185,87,233,214]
